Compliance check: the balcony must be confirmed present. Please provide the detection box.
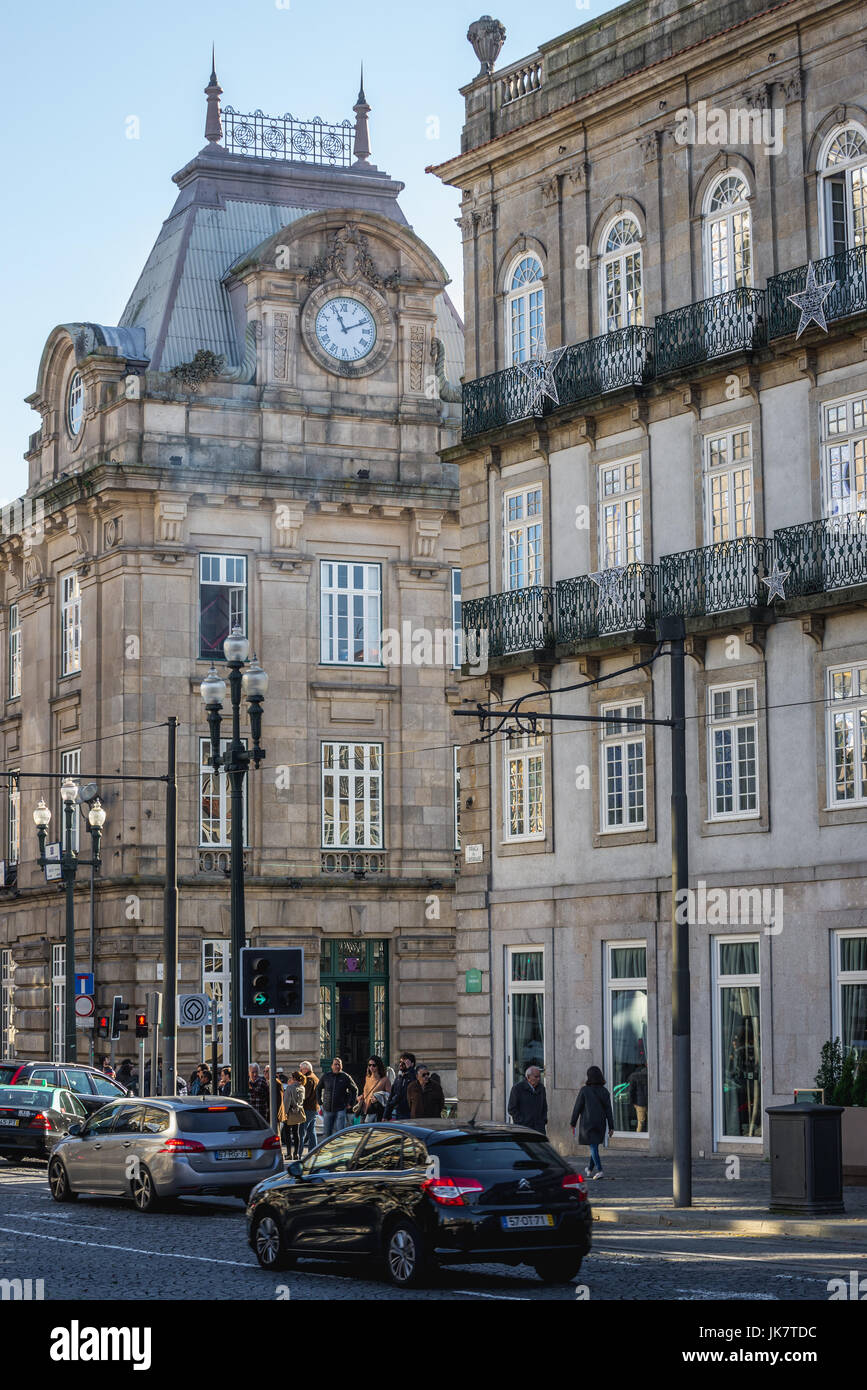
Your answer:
[657,537,774,619]
[767,246,867,340]
[462,586,555,662]
[654,288,766,375]
[556,564,658,646]
[774,513,867,598]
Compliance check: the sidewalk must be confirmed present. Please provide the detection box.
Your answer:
[563,1153,867,1245]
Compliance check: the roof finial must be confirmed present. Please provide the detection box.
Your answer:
[352,64,371,167]
[204,47,223,145]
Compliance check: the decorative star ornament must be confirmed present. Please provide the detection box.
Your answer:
[760,562,790,602]
[787,261,836,339]
[515,334,568,414]
[588,566,627,603]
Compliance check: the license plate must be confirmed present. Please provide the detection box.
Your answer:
[0,1118,18,1127]
[501,1214,554,1230]
[214,1148,251,1160]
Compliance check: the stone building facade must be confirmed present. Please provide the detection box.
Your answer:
[433,0,867,1155]
[0,70,463,1092]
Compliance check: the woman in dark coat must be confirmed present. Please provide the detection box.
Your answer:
[570,1065,615,1179]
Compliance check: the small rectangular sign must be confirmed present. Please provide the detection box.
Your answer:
[464,844,483,864]
[465,969,483,994]
[75,973,94,996]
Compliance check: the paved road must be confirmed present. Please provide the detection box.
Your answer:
[0,1160,864,1301]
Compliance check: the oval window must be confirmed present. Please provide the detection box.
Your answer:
[67,371,84,436]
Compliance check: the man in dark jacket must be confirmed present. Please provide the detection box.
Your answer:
[627,1064,648,1132]
[507,1065,548,1133]
[383,1053,417,1120]
[248,1063,270,1123]
[407,1066,445,1119]
[315,1058,358,1137]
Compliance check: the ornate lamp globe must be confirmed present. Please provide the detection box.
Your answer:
[200,666,227,707]
[241,655,269,699]
[88,799,107,829]
[60,777,78,805]
[33,798,51,829]
[223,626,250,664]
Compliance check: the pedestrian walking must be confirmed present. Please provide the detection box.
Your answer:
[383,1052,417,1120]
[358,1056,390,1122]
[190,1064,211,1096]
[570,1065,615,1180]
[315,1058,357,1137]
[101,1059,116,1079]
[217,1066,232,1097]
[507,1065,548,1134]
[115,1058,135,1092]
[248,1063,270,1123]
[298,1061,319,1153]
[407,1065,445,1119]
[278,1070,307,1160]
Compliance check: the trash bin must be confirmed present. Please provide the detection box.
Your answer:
[765,1103,845,1216]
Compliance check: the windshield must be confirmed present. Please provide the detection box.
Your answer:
[0,1087,46,1108]
[433,1135,566,1174]
[177,1106,263,1133]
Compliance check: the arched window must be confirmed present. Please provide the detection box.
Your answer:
[704,174,752,296]
[600,216,643,331]
[66,371,83,437]
[819,124,867,256]
[506,255,544,364]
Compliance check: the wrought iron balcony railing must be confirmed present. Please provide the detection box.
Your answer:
[767,245,867,340]
[556,563,658,643]
[222,106,353,165]
[656,537,774,617]
[462,586,555,660]
[654,288,766,374]
[774,513,867,597]
[461,363,538,439]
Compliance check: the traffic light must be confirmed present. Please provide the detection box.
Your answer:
[96,1012,110,1040]
[240,947,304,1018]
[110,995,129,1040]
[135,1010,148,1038]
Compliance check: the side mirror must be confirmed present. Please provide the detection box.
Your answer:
[286,1160,305,1179]
[67,1123,83,1137]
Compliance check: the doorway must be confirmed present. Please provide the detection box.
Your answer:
[319,938,389,1090]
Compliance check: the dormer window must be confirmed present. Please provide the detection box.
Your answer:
[67,371,84,437]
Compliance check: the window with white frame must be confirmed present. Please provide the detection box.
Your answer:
[505,729,544,840]
[605,943,648,1135]
[199,554,246,661]
[822,392,867,518]
[705,427,753,542]
[708,684,758,820]
[453,745,461,850]
[506,947,545,1095]
[600,701,646,830]
[1,949,13,1058]
[819,124,867,257]
[8,603,20,699]
[51,943,65,1063]
[60,571,81,676]
[7,771,19,864]
[320,561,382,666]
[713,937,762,1141]
[833,932,867,1059]
[199,738,248,847]
[321,742,383,849]
[61,749,80,852]
[827,663,867,806]
[67,372,84,437]
[600,216,643,331]
[704,173,752,295]
[451,569,462,669]
[202,938,231,1066]
[506,255,544,364]
[598,460,642,567]
[504,487,543,590]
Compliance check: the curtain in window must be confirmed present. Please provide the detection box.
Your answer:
[841,984,867,1056]
[510,990,544,1087]
[610,987,648,1132]
[720,984,761,1137]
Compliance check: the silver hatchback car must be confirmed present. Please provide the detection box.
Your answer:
[48,1096,283,1211]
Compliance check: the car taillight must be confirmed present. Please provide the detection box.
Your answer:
[28,1112,51,1131]
[562,1173,587,1200]
[421,1175,484,1207]
[262,1135,282,1151]
[158,1137,206,1154]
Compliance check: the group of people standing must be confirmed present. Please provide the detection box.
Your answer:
[508,1064,616,1179]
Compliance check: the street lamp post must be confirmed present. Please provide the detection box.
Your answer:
[33,783,106,1065]
[200,627,267,1101]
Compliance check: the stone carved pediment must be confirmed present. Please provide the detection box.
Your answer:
[305,224,399,293]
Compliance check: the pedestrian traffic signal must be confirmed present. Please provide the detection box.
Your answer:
[96,1012,110,1039]
[135,1011,148,1038]
[240,947,304,1018]
[110,995,129,1040]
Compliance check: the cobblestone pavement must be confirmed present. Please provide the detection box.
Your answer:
[1,1160,864,1301]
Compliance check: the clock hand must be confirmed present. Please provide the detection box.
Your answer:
[333,309,349,334]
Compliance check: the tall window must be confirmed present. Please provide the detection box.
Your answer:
[60,749,80,852]
[708,684,758,820]
[505,729,544,840]
[51,943,65,1064]
[199,554,246,660]
[705,427,753,542]
[822,392,867,518]
[504,487,543,590]
[320,561,382,666]
[321,742,383,849]
[713,937,762,1142]
[1,950,13,1058]
[704,173,752,295]
[507,255,544,364]
[8,603,20,699]
[833,932,867,1060]
[827,663,867,805]
[451,569,462,669]
[598,460,642,567]
[453,745,461,850]
[199,738,248,846]
[600,701,646,830]
[600,216,643,331]
[7,771,19,864]
[67,371,84,437]
[60,572,81,676]
[202,938,231,1066]
[605,943,648,1135]
[506,947,545,1095]
[819,124,867,256]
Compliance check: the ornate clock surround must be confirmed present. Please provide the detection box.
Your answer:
[301,279,396,378]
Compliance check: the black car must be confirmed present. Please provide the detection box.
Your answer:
[0,1061,130,1114]
[246,1120,591,1287]
[0,1084,90,1161]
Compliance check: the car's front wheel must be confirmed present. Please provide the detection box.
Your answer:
[252,1209,294,1270]
[533,1253,583,1283]
[131,1165,162,1213]
[383,1219,432,1289]
[48,1158,77,1203]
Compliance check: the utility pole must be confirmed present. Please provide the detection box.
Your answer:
[162,716,178,1098]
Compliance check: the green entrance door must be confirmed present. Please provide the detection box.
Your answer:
[319,938,389,1091]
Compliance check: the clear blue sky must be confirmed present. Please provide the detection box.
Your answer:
[0,0,621,498]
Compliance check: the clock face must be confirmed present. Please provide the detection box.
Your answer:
[314,297,377,363]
